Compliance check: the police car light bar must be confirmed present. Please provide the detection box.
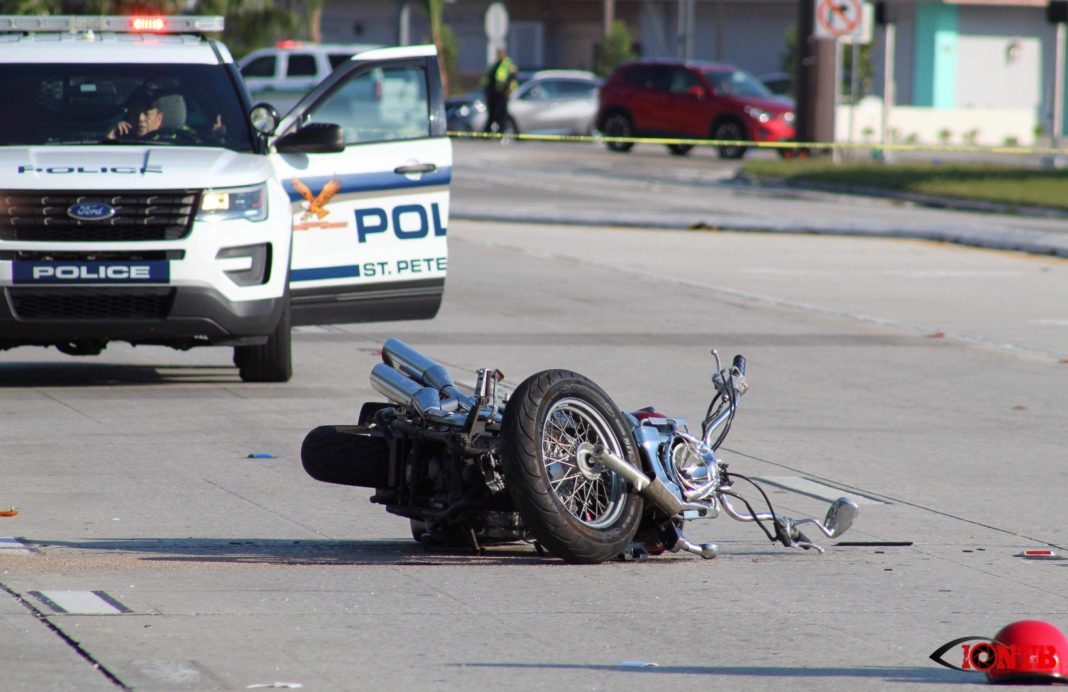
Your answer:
[0,15,225,34]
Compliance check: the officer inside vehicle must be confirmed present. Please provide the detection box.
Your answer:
[107,93,191,141]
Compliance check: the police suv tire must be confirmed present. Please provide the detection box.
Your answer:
[234,297,292,382]
[500,369,643,564]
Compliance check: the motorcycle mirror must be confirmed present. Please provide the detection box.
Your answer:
[824,497,858,538]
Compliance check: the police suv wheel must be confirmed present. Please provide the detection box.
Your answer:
[234,298,292,383]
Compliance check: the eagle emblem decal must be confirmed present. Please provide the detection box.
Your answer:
[292,176,341,220]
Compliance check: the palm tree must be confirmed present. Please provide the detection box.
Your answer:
[420,0,450,96]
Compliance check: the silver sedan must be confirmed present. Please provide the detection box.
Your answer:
[450,70,602,135]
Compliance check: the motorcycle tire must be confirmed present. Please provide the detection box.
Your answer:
[301,425,390,488]
[500,370,643,564]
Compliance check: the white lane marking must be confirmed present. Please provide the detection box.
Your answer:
[751,476,887,505]
[31,590,130,615]
[0,537,32,554]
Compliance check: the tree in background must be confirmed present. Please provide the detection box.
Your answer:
[303,0,322,42]
[419,0,451,97]
[438,22,460,96]
[196,0,296,58]
[595,19,636,78]
[842,42,873,103]
[780,25,797,97]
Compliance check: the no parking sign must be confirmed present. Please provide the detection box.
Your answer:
[813,0,863,40]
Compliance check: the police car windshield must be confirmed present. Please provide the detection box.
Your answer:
[0,63,254,151]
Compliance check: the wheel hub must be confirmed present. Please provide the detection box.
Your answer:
[574,442,605,481]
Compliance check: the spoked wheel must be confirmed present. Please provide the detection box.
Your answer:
[501,370,643,563]
[602,113,635,152]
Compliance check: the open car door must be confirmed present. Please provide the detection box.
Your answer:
[268,45,450,326]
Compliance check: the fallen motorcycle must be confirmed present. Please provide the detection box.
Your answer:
[301,338,858,564]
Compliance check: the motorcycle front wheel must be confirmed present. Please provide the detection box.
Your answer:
[501,370,643,564]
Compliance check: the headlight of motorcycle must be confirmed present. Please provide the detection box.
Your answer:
[199,184,268,223]
[743,105,772,123]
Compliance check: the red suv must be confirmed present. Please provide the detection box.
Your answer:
[596,60,795,159]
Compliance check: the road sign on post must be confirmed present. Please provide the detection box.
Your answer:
[814,0,863,41]
[485,3,509,65]
[840,2,873,45]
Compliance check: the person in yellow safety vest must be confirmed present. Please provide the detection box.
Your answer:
[481,46,518,135]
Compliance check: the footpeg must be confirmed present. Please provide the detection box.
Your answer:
[672,535,718,560]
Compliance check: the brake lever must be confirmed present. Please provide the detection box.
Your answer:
[774,517,825,554]
[792,529,825,554]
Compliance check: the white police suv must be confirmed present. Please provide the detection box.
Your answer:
[0,16,450,381]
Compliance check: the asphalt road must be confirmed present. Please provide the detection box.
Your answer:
[450,139,1068,256]
[2,137,1068,687]
[2,216,1067,690]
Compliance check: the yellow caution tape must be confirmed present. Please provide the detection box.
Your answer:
[447,130,1068,157]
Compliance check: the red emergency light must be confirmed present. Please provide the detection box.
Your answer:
[130,16,167,32]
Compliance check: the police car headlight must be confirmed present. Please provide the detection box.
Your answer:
[199,184,267,223]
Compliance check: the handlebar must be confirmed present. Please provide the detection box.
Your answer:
[717,493,858,553]
[732,354,746,377]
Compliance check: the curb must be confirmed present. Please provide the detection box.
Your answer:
[734,171,1068,222]
[452,181,1068,259]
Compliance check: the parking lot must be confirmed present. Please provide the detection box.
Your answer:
[3,142,1067,689]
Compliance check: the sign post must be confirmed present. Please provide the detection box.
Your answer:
[485,3,509,66]
[812,0,867,160]
[1053,20,1065,165]
[841,3,873,160]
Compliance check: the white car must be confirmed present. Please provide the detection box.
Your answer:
[239,41,381,113]
[0,16,450,382]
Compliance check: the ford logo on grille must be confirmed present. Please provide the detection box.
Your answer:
[67,202,116,222]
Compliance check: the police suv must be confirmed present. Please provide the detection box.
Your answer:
[0,16,450,381]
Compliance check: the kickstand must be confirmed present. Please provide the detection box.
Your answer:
[467,527,483,555]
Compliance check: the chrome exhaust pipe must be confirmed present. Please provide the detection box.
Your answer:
[382,338,475,408]
[589,445,692,517]
[370,363,422,405]
[371,363,459,421]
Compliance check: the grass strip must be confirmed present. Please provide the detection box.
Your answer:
[743,160,1068,212]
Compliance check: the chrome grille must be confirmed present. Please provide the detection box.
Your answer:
[0,191,198,242]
